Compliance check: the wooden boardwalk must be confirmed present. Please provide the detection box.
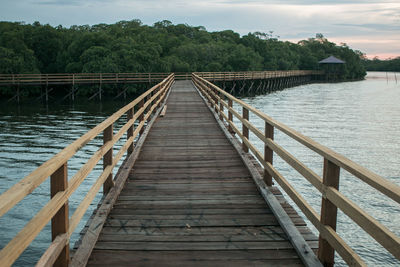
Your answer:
[85,81,318,266]
[2,75,398,266]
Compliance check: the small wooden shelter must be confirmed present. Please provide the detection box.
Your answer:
[319,55,345,81]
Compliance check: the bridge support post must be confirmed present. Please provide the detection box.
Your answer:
[156,84,161,109]
[71,86,75,101]
[228,99,233,133]
[103,125,114,194]
[145,95,151,121]
[17,85,20,104]
[45,85,49,103]
[213,87,218,113]
[50,163,69,267]
[219,91,224,121]
[264,122,274,186]
[139,99,145,135]
[242,107,249,153]
[318,159,340,267]
[127,108,134,154]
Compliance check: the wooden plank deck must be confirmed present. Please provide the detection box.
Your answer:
[85,80,318,266]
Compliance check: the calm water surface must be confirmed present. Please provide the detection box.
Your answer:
[0,72,399,266]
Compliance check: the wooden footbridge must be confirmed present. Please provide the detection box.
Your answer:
[0,74,399,267]
[0,70,322,102]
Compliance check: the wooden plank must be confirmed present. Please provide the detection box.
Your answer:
[132,159,245,168]
[94,241,308,250]
[110,208,270,215]
[98,232,289,242]
[99,225,317,237]
[87,250,304,266]
[130,166,249,174]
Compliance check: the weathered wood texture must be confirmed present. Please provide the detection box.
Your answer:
[86,81,317,266]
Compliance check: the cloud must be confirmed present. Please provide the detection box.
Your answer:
[33,0,115,6]
[35,0,82,6]
[335,23,400,32]
[216,0,399,5]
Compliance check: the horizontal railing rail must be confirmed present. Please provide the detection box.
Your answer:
[195,70,324,81]
[0,73,170,85]
[192,73,400,267]
[0,74,174,266]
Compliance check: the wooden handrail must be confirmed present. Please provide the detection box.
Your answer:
[0,74,174,267]
[0,71,323,86]
[192,73,400,266]
[194,70,323,81]
[0,72,170,85]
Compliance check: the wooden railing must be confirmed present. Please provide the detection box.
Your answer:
[192,73,400,267]
[195,70,323,81]
[0,74,174,266]
[0,71,323,86]
[0,73,170,85]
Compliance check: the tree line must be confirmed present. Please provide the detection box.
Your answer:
[363,57,400,72]
[0,20,367,97]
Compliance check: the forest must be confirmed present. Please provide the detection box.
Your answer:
[0,20,367,97]
[363,57,400,72]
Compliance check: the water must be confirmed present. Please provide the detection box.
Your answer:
[0,72,399,266]
[0,99,129,266]
[234,71,400,266]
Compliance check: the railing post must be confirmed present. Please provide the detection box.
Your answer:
[214,88,218,113]
[146,94,151,121]
[264,122,274,186]
[318,159,340,267]
[208,85,213,105]
[99,74,102,101]
[103,125,114,194]
[127,108,134,154]
[139,98,145,135]
[228,99,233,133]
[51,163,69,267]
[242,107,249,153]
[156,84,162,109]
[219,91,223,121]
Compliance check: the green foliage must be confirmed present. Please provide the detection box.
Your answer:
[0,21,366,81]
[363,57,400,72]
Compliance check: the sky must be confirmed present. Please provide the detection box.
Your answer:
[1,0,399,59]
